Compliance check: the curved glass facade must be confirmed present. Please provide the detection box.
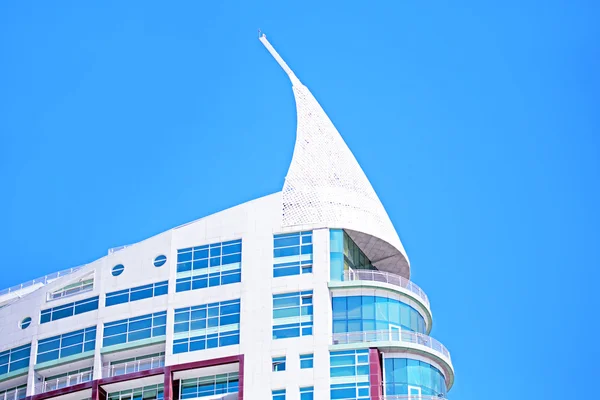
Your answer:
[332,296,426,334]
[384,358,447,397]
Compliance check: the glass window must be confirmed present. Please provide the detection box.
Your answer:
[0,344,31,376]
[40,296,99,324]
[103,311,166,347]
[332,295,426,334]
[330,382,370,400]
[107,384,164,400]
[330,350,370,380]
[343,231,374,270]
[272,389,285,400]
[105,281,168,307]
[19,317,31,330]
[153,255,167,267]
[383,357,447,397]
[272,356,286,372]
[48,277,94,301]
[37,327,95,364]
[273,231,313,278]
[273,291,313,340]
[179,372,238,399]
[300,354,313,369]
[300,387,314,400]
[112,264,125,276]
[172,299,240,354]
[176,240,242,292]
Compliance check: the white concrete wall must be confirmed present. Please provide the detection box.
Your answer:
[0,192,334,400]
[0,191,445,400]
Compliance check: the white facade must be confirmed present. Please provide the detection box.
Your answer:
[0,36,454,400]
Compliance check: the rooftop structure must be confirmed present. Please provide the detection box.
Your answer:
[0,34,454,400]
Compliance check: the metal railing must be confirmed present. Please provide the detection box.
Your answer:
[0,267,83,297]
[332,330,451,362]
[108,245,130,255]
[344,270,430,308]
[0,387,26,400]
[102,355,165,378]
[37,370,93,393]
[47,279,94,301]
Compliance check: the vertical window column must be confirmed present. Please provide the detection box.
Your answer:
[173,299,240,353]
[330,350,370,400]
[273,231,312,277]
[300,386,314,400]
[0,344,31,376]
[176,240,242,292]
[36,327,96,364]
[300,354,314,369]
[103,311,167,347]
[330,229,344,281]
[272,291,313,339]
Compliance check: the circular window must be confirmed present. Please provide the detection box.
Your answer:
[20,317,31,330]
[154,255,167,267]
[112,264,125,276]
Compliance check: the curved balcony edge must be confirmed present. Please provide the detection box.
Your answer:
[329,270,433,334]
[330,330,454,390]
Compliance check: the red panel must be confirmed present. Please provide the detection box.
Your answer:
[238,354,244,400]
[369,348,383,400]
[163,366,173,400]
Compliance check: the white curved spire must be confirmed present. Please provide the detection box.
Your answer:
[259,34,410,277]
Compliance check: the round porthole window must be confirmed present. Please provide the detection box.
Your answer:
[20,317,31,330]
[112,264,125,276]
[154,255,167,267]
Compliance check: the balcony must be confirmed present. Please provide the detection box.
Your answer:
[102,355,165,378]
[333,330,450,360]
[342,270,430,308]
[332,330,454,389]
[36,370,93,393]
[0,266,83,303]
[0,386,26,400]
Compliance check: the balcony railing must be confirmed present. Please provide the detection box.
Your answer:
[343,270,430,308]
[102,355,165,378]
[332,330,451,362]
[37,370,93,393]
[0,267,83,297]
[0,387,26,400]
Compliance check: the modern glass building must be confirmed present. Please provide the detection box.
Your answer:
[0,35,454,400]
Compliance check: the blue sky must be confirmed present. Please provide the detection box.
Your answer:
[1,1,598,398]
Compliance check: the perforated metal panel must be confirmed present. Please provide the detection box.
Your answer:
[260,34,410,277]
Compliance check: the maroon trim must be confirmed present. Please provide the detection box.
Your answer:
[27,355,244,400]
[238,354,244,400]
[91,381,99,400]
[31,381,94,400]
[171,375,179,400]
[163,366,173,400]
[369,348,383,400]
